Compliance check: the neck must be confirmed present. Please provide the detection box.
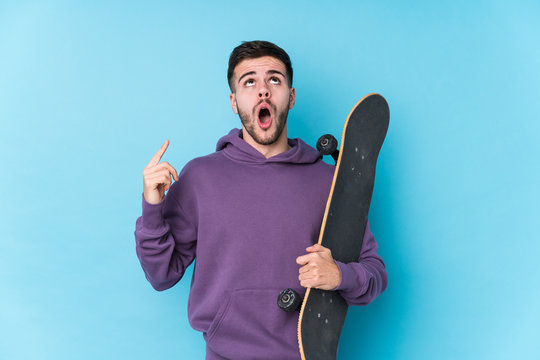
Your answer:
[241,127,290,159]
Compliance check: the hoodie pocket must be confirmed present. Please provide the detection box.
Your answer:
[205,288,298,360]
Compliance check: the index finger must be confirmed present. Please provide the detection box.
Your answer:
[148,140,170,167]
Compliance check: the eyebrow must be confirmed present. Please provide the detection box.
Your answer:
[237,70,286,84]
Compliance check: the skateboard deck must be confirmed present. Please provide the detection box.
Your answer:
[298,93,389,360]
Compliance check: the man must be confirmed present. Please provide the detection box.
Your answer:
[134,40,387,360]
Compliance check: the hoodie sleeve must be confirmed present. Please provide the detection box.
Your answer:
[134,179,197,291]
[333,222,387,306]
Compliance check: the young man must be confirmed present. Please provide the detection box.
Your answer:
[134,41,387,360]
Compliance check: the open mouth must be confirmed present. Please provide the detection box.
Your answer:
[257,105,273,129]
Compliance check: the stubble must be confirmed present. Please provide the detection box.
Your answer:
[238,100,289,145]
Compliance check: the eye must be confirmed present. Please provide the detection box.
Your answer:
[269,77,281,85]
[244,79,255,87]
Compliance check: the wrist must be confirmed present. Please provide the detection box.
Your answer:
[143,190,164,205]
[331,260,342,290]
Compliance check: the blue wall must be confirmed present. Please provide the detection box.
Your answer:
[1,1,539,359]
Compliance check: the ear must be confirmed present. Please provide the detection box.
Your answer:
[288,87,296,109]
[230,92,238,114]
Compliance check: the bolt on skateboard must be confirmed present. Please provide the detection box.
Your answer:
[277,93,389,359]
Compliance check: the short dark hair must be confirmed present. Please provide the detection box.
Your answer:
[227,40,293,92]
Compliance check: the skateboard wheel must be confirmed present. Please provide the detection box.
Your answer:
[277,288,302,312]
[316,134,338,155]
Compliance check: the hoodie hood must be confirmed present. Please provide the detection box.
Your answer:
[216,128,322,165]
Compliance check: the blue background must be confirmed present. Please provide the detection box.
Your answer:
[1,1,539,359]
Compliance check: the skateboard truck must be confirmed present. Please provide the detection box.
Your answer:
[316,134,339,164]
[277,288,302,312]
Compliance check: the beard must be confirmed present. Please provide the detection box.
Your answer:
[238,99,289,145]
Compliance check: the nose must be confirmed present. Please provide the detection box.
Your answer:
[258,85,270,99]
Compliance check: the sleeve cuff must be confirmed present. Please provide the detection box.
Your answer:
[141,193,166,230]
[333,260,367,292]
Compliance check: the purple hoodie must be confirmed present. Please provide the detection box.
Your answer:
[134,129,387,359]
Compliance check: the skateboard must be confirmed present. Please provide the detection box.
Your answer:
[277,93,389,359]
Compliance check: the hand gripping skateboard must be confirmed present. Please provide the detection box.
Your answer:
[277,93,389,359]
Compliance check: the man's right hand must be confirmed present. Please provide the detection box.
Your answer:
[143,140,179,205]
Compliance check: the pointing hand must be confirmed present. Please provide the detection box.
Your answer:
[142,140,179,204]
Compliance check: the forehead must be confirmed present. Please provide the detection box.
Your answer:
[233,56,287,78]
